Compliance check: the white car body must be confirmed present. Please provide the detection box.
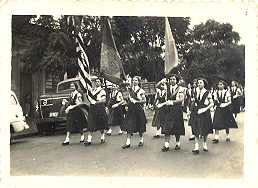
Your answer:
[10,91,29,133]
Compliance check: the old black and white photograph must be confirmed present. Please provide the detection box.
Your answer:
[0,1,257,188]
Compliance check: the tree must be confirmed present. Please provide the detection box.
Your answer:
[181,19,245,87]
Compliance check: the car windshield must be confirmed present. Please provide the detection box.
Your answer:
[11,95,17,105]
[57,81,80,93]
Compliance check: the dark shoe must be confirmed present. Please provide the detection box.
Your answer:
[226,138,230,142]
[212,139,219,143]
[100,139,105,143]
[203,148,208,152]
[84,141,91,146]
[154,135,160,138]
[162,146,169,152]
[62,142,69,146]
[106,133,111,136]
[174,145,180,150]
[131,133,133,136]
[80,140,84,143]
[192,149,199,154]
[139,142,144,146]
[118,132,123,135]
[122,144,130,149]
[189,137,195,141]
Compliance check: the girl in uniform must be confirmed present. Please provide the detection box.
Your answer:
[230,81,242,121]
[152,80,167,138]
[84,77,109,146]
[62,83,88,145]
[161,74,185,152]
[121,76,147,149]
[106,83,124,136]
[212,80,238,143]
[189,78,214,154]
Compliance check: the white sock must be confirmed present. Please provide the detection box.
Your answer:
[165,142,169,148]
[194,143,199,150]
[80,134,85,141]
[119,128,123,133]
[87,135,92,142]
[215,134,219,140]
[203,142,207,149]
[126,138,130,145]
[107,129,112,133]
[190,135,195,138]
[101,133,105,140]
[64,137,69,143]
[156,129,160,135]
[226,134,230,138]
[176,142,180,146]
[139,137,143,143]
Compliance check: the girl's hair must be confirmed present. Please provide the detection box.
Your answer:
[71,82,79,89]
[169,74,179,84]
[133,76,141,84]
[197,77,208,87]
[218,80,228,89]
[231,80,238,87]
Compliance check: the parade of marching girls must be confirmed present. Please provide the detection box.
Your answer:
[120,76,147,149]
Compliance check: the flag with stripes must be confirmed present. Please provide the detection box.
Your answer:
[165,17,179,75]
[76,32,94,99]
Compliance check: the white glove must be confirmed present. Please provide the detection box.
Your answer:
[197,108,207,114]
[91,100,96,105]
[157,103,164,108]
[166,100,173,106]
[112,104,118,108]
[220,103,227,108]
[131,99,137,104]
[233,95,237,99]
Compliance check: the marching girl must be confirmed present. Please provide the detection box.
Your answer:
[152,79,167,138]
[160,74,185,152]
[212,80,238,143]
[106,83,124,136]
[84,77,109,146]
[121,76,147,149]
[62,83,88,145]
[230,81,242,121]
[189,78,214,154]
[188,79,197,141]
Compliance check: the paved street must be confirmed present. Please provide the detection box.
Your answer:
[10,110,244,180]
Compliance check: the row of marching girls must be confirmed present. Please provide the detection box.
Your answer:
[61,76,147,148]
[152,76,239,154]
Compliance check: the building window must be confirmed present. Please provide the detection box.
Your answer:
[45,72,61,93]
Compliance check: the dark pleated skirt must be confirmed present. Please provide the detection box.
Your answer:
[162,105,185,135]
[189,104,213,136]
[213,106,238,130]
[152,106,167,128]
[231,98,240,113]
[66,106,88,132]
[121,103,147,133]
[108,105,124,126]
[87,104,109,132]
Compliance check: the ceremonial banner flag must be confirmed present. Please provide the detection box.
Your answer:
[100,17,125,84]
[165,17,179,75]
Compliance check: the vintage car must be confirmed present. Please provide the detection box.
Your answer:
[10,90,29,137]
[34,77,97,135]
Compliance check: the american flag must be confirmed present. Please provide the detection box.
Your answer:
[76,32,94,99]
